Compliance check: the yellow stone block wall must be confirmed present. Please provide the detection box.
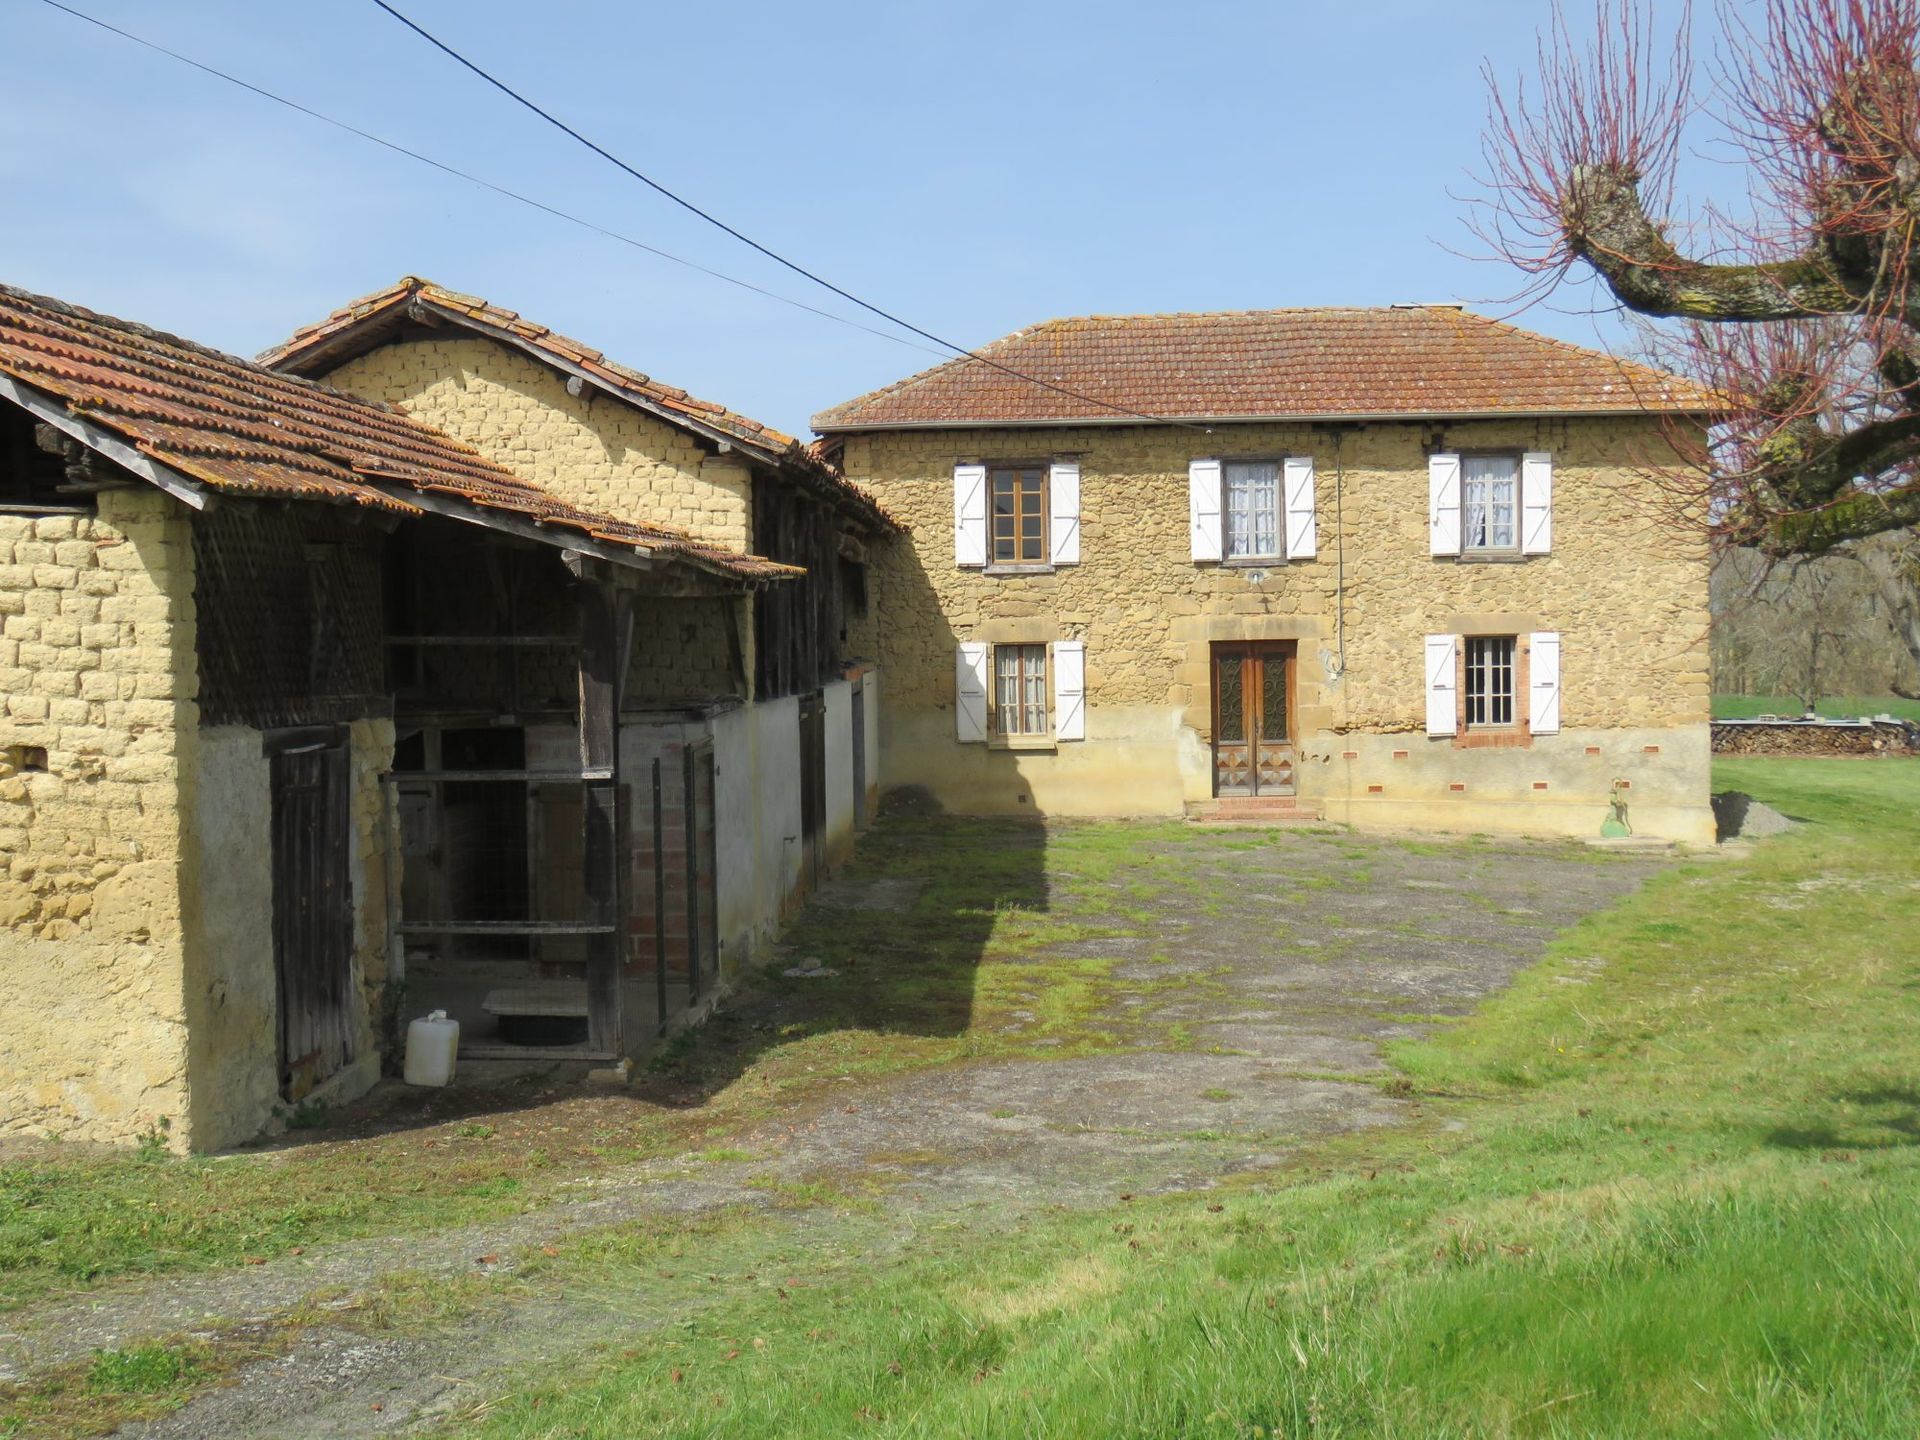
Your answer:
[841,415,1714,840]
[630,597,741,703]
[324,336,753,550]
[0,490,199,1146]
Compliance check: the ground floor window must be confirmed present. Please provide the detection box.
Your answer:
[1464,635,1517,727]
[993,643,1049,736]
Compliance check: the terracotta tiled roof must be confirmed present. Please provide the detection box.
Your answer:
[0,284,798,582]
[811,306,1716,430]
[261,277,896,530]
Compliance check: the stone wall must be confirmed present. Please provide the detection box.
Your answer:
[0,489,199,1146]
[324,336,753,550]
[629,596,741,703]
[841,415,1715,842]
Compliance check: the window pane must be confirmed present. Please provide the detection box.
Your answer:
[994,645,1048,735]
[1224,461,1279,557]
[995,647,1020,732]
[1024,645,1047,733]
[1260,656,1288,741]
[1216,653,1245,742]
[1462,457,1519,550]
[1465,635,1516,727]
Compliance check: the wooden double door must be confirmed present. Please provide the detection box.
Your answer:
[1211,642,1295,797]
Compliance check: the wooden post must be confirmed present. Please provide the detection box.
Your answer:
[683,743,701,1004]
[578,583,634,1058]
[652,756,668,1036]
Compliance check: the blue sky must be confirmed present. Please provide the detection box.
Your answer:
[4,1,1693,437]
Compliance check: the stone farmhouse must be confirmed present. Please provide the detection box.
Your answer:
[1,281,1715,1153]
[0,280,891,1150]
[813,306,1716,845]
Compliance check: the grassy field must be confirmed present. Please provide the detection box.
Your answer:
[447,758,1920,1438]
[1714,692,1920,722]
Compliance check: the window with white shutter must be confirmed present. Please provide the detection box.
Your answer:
[1052,640,1085,741]
[1049,461,1080,566]
[1189,458,1223,562]
[1429,452,1462,557]
[1425,633,1459,736]
[955,642,989,742]
[1430,451,1553,558]
[953,464,987,568]
[1528,631,1561,734]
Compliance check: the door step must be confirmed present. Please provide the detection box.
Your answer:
[1185,797,1327,826]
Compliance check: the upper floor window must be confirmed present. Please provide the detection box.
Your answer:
[1430,451,1553,558]
[1223,460,1281,559]
[1189,457,1316,563]
[1462,457,1519,552]
[956,461,1078,570]
[990,465,1047,564]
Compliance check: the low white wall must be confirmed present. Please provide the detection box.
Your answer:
[711,696,804,974]
[180,727,279,1150]
[861,670,882,822]
[823,678,856,864]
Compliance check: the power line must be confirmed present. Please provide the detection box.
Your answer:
[369,0,1209,431]
[34,0,945,358]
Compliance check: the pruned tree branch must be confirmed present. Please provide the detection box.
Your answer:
[1565,165,1875,320]
[1479,0,1920,559]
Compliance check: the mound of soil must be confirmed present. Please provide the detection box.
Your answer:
[1712,791,1795,841]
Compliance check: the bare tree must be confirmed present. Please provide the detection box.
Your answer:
[1479,0,1920,558]
[1845,532,1920,694]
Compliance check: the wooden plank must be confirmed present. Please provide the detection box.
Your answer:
[0,373,210,511]
[578,586,632,1057]
[684,744,701,1003]
[386,769,613,783]
[384,635,577,648]
[396,921,616,936]
[653,756,669,1037]
[458,1043,620,1062]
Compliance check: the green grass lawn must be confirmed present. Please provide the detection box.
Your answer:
[1714,692,1920,722]
[452,759,1920,1438]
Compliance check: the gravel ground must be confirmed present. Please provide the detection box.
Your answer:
[3,824,1666,1438]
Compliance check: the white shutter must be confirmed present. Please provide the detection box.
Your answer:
[1189,458,1223,562]
[1528,631,1561,734]
[1429,452,1462,557]
[956,642,989,742]
[1052,640,1086,741]
[1283,455,1317,559]
[1049,460,1081,566]
[1425,633,1459,736]
[953,463,987,568]
[1521,451,1553,554]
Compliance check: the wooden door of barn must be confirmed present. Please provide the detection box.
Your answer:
[270,740,356,1100]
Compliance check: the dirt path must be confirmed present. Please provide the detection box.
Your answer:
[2,824,1666,1437]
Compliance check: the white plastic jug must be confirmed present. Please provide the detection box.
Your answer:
[404,1009,459,1087]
